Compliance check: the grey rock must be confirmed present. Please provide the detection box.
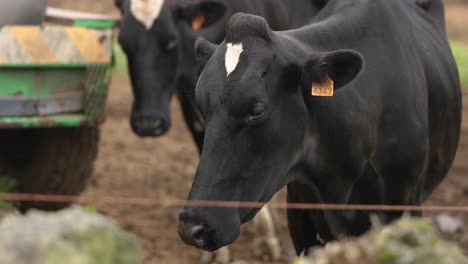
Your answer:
[434,214,464,234]
[0,206,143,264]
[296,217,467,264]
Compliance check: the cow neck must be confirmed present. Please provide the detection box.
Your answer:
[280,1,369,54]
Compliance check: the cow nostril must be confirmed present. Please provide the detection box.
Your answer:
[178,222,208,247]
[178,210,211,248]
[191,225,206,242]
[131,117,169,137]
[153,119,167,136]
[154,119,162,128]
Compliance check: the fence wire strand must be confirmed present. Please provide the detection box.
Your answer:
[1,192,468,212]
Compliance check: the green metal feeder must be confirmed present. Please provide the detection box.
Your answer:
[0,6,119,212]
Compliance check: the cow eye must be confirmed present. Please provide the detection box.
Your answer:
[249,102,267,120]
[245,102,268,126]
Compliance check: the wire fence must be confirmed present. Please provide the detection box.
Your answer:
[2,192,468,213]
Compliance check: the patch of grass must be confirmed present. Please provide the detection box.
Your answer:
[112,41,128,77]
[0,176,18,209]
[451,42,468,87]
[83,205,98,214]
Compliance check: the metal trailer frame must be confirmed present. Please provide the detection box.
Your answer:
[0,7,119,128]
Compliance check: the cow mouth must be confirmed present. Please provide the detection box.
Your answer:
[193,237,223,252]
[179,228,220,252]
[178,224,232,252]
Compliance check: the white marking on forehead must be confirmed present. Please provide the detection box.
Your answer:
[225,42,243,76]
[130,0,164,30]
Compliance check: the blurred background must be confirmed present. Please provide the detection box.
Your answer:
[10,0,468,263]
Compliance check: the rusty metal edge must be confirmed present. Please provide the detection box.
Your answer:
[0,114,101,129]
[45,7,120,27]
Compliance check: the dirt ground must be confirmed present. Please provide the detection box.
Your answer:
[46,1,468,263]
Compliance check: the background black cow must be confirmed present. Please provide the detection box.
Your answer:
[115,0,326,152]
[178,0,461,255]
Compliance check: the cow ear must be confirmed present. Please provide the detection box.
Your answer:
[303,50,363,96]
[175,1,227,30]
[195,37,218,72]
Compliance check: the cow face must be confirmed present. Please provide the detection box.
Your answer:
[116,0,177,136]
[178,13,363,251]
[115,0,226,137]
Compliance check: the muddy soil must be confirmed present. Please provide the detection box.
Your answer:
[46,1,468,263]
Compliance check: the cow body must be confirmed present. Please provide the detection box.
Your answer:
[178,0,461,255]
[116,0,326,261]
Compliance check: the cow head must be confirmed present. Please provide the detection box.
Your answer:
[115,0,226,137]
[178,13,363,251]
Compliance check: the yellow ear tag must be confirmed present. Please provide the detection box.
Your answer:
[192,14,206,30]
[311,74,334,96]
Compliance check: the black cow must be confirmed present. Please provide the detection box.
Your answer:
[115,0,326,152]
[178,0,461,255]
[115,0,326,261]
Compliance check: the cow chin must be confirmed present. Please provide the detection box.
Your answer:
[240,207,262,224]
[180,227,239,252]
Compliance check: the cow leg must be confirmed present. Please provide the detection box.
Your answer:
[372,128,429,222]
[336,159,388,236]
[213,248,231,263]
[200,247,230,264]
[287,183,321,256]
[344,145,428,232]
[381,158,427,221]
[250,206,281,261]
[200,251,212,263]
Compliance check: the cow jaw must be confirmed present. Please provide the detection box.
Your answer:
[225,42,243,76]
[130,0,164,30]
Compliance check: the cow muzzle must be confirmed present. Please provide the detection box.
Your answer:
[177,208,240,252]
[131,115,170,137]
